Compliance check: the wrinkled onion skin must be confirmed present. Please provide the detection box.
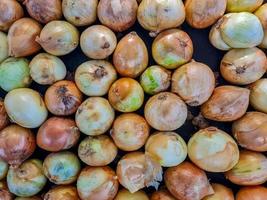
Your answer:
[255,4,267,48]
[0,100,8,131]
[0,181,13,200]
[249,79,267,114]
[236,186,267,200]
[203,183,234,200]
[43,186,80,200]
[151,190,176,200]
[115,189,149,200]
[227,0,263,12]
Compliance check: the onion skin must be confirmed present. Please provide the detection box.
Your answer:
[227,0,263,12]
[115,189,149,200]
[255,4,267,48]
[172,61,215,106]
[43,186,80,200]
[236,186,267,200]
[15,197,42,200]
[225,151,267,185]
[0,99,9,131]
[165,161,214,200]
[37,117,80,152]
[45,80,83,116]
[201,86,250,122]
[249,79,267,113]
[0,158,8,180]
[203,183,234,200]
[151,190,176,200]
[0,181,13,200]
[0,32,8,63]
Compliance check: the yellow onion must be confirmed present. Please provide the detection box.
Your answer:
[0,99,8,131]
[77,166,119,200]
[236,186,267,200]
[185,0,227,29]
[232,112,267,152]
[172,61,215,106]
[188,127,239,172]
[4,88,48,128]
[144,92,187,131]
[110,113,150,151]
[116,152,162,193]
[113,32,148,78]
[43,186,79,200]
[255,4,267,48]
[249,79,267,113]
[227,0,263,12]
[0,181,13,200]
[203,183,234,200]
[0,32,8,63]
[16,197,42,200]
[78,135,118,166]
[145,132,187,167]
[0,0,24,32]
[44,80,83,116]
[115,189,149,200]
[0,158,8,180]
[29,53,67,85]
[201,86,250,122]
[36,21,79,56]
[24,0,62,24]
[151,190,176,200]
[165,161,214,200]
[8,18,42,57]
[97,0,138,32]
[225,151,267,185]
[75,97,115,136]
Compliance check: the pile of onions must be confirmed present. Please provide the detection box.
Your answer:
[255,3,267,48]
[203,183,234,200]
[0,99,8,131]
[115,189,149,200]
[0,32,8,63]
[249,79,267,113]
[227,0,263,12]
[236,186,267,200]
[151,190,176,200]
[43,186,79,200]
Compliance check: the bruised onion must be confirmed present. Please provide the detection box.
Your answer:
[45,80,83,116]
[144,92,187,131]
[227,0,263,12]
[172,61,215,106]
[0,158,8,180]
[0,99,9,131]
[37,117,80,152]
[36,21,79,56]
[249,79,267,113]
[164,161,214,200]
[0,32,8,63]
[201,86,250,122]
[0,181,13,200]
[115,189,149,200]
[203,183,234,200]
[151,190,176,200]
[255,4,267,48]
[43,186,79,200]
[225,151,267,185]
[77,166,119,200]
[236,186,267,200]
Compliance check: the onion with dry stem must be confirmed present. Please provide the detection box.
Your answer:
[255,3,267,48]
[203,183,234,200]
[0,32,8,63]
[249,79,267,113]
[236,186,267,200]
[115,189,149,200]
[43,186,80,200]
[151,190,176,200]
[0,99,8,131]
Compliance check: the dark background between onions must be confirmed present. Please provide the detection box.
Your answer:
[0,0,267,196]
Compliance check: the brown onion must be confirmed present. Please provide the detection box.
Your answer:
[255,3,267,48]
[249,79,267,113]
[115,189,149,200]
[203,183,234,200]
[43,186,80,200]
[227,0,263,12]
[201,86,250,122]
[236,186,267,200]
[0,99,8,131]
[37,117,80,152]
[0,181,13,200]
[97,0,138,32]
[151,190,176,200]
[8,18,42,57]
[165,161,214,200]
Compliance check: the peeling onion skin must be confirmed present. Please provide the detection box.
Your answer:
[115,189,149,200]
[255,4,267,48]
[227,0,263,12]
[77,166,119,200]
[203,183,234,200]
[172,61,215,106]
[236,186,267,200]
[0,99,9,131]
[164,161,214,200]
[37,117,80,152]
[0,158,8,180]
[232,112,267,152]
[201,86,250,122]
[185,0,227,29]
[151,190,176,200]
[249,79,267,114]
[225,151,267,186]
[43,186,80,200]
[0,181,13,200]
[0,32,8,63]
[97,0,138,32]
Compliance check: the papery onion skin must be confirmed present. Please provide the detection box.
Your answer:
[172,61,215,106]
[225,151,267,185]
[255,4,267,48]
[45,80,83,116]
[236,186,267,200]
[8,18,42,57]
[0,99,9,131]
[36,21,79,56]
[29,53,67,85]
[75,60,117,96]
[201,86,250,122]
[0,32,8,63]
[24,0,62,24]
[0,158,8,180]
[115,189,149,200]
[151,190,176,200]
[249,79,267,113]
[232,112,267,152]
[164,161,214,200]
[7,159,47,197]
[152,29,193,69]
[77,166,119,200]
[144,92,187,131]
[37,117,80,152]
[203,183,234,200]
[227,0,263,12]
[43,186,80,200]
[0,181,13,200]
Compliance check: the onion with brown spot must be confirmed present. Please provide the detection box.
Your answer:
[249,79,267,114]
[43,186,80,200]
[203,183,234,200]
[151,190,176,200]
[236,186,267,200]
[0,99,8,131]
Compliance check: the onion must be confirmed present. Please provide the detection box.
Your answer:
[44,80,83,116]
[97,0,138,32]
[15,197,41,200]
[43,186,79,200]
[110,113,150,151]
[0,181,13,200]
[0,32,8,63]
[62,0,98,26]
[188,127,239,172]
[24,0,62,24]
[75,60,117,96]
[113,32,148,78]
[0,99,8,131]
[0,125,36,167]
[144,92,187,131]
[255,4,267,48]
[43,151,81,185]
[236,186,267,200]
[80,25,117,59]
[108,78,144,112]
[227,0,263,12]
[225,151,267,185]
[152,29,193,69]
[221,47,266,85]
[0,0,24,32]
[29,53,67,85]
[0,57,31,92]
[164,161,214,200]
[151,190,176,200]
[8,18,42,57]
[172,61,215,106]
[37,117,80,152]
[145,132,187,167]
[77,166,119,200]
[78,135,118,166]
[203,183,234,200]
[115,189,149,200]
[0,158,8,180]
[201,86,250,122]
[75,97,115,136]
[36,21,79,56]
[185,0,227,29]
[116,152,162,193]
[249,79,267,113]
